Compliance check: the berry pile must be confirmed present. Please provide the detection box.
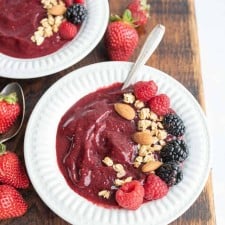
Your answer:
[59,0,87,40]
[109,80,189,210]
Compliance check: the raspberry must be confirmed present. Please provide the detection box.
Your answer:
[144,174,169,201]
[115,180,144,210]
[148,94,170,116]
[74,0,84,4]
[64,0,74,7]
[134,80,158,101]
[59,21,78,40]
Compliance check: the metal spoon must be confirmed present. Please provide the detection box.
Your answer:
[122,24,165,90]
[0,82,25,143]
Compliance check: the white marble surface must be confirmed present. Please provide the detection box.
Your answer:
[195,0,225,224]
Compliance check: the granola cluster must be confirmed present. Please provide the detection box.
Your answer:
[98,157,133,199]
[31,0,65,45]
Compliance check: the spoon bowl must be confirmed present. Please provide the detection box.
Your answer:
[0,82,25,143]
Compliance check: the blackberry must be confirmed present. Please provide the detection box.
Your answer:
[65,4,87,25]
[163,114,185,137]
[155,161,183,186]
[160,139,189,163]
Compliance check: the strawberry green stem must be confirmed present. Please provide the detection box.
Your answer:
[0,92,18,104]
[0,143,6,155]
[110,9,136,27]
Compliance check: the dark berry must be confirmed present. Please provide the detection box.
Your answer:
[65,4,87,25]
[155,161,183,186]
[160,140,189,163]
[163,114,185,137]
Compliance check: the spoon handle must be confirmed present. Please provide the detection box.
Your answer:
[122,24,165,90]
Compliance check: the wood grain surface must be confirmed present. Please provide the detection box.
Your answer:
[0,0,216,224]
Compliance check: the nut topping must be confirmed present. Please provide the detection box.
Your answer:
[141,161,163,173]
[114,103,135,120]
[132,130,154,145]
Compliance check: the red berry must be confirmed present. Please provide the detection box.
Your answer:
[134,80,158,101]
[74,0,84,4]
[148,94,170,116]
[0,93,20,134]
[115,180,144,210]
[144,174,169,201]
[59,21,78,40]
[127,0,150,27]
[64,0,73,7]
[0,144,29,189]
[0,185,28,220]
[105,10,139,61]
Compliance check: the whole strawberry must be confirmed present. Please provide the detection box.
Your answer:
[144,173,169,201]
[105,9,139,61]
[0,92,21,134]
[127,0,150,27]
[0,144,29,189]
[0,185,28,220]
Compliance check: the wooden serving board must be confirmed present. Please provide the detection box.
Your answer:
[0,0,216,224]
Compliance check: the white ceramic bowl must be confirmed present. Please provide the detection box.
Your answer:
[24,62,211,225]
[0,0,109,79]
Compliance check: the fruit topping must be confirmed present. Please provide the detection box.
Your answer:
[65,4,88,25]
[155,161,183,186]
[134,80,158,101]
[163,113,186,137]
[144,174,169,200]
[0,92,21,134]
[74,0,85,4]
[59,21,78,40]
[115,180,144,210]
[160,139,189,163]
[148,94,170,116]
[0,185,28,220]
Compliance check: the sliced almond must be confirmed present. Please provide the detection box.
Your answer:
[141,161,163,173]
[132,130,154,145]
[114,103,135,120]
[48,4,66,16]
